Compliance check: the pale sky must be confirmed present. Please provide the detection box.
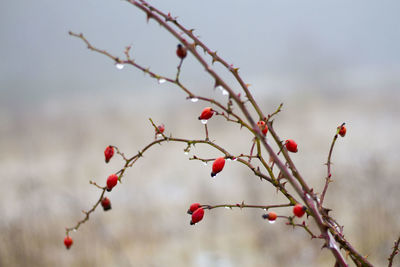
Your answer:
[1,0,399,109]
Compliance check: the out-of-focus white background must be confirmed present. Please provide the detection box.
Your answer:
[0,0,399,266]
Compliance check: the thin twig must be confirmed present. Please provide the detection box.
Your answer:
[388,236,400,267]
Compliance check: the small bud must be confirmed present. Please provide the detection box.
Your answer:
[198,107,214,120]
[211,157,225,177]
[257,121,268,136]
[293,204,307,218]
[106,174,118,191]
[285,139,298,153]
[190,207,204,225]
[101,197,112,211]
[64,236,73,249]
[187,203,201,214]
[104,146,114,163]
[176,44,187,59]
[338,125,346,137]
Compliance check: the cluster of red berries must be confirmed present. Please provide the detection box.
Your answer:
[187,203,205,225]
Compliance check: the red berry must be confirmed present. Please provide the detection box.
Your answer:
[267,211,277,221]
[257,121,268,135]
[106,174,118,191]
[187,203,201,214]
[285,139,298,153]
[156,124,165,134]
[101,197,112,211]
[198,107,214,121]
[176,44,187,59]
[211,157,225,177]
[64,236,73,249]
[293,204,306,218]
[338,125,346,137]
[190,207,204,225]
[104,146,114,163]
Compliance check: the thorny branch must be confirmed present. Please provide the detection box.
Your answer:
[388,236,400,267]
[65,1,382,266]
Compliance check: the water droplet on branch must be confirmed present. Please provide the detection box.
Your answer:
[201,119,208,124]
[115,63,124,70]
[158,78,166,84]
[190,97,199,103]
[268,220,276,224]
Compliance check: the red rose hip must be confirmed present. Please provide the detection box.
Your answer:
[106,174,118,191]
[262,211,277,221]
[190,207,204,225]
[104,146,114,163]
[187,203,201,214]
[285,139,298,153]
[156,124,165,134]
[257,121,268,135]
[176,44,187,59]
[198,107,214,121]
[293,204,306,218]
[338,125,346,137]
[211,157,225,177]
[101,197,112,211]
[64,236,73,249]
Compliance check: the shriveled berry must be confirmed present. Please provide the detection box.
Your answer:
[211,157,225,177]
[176,44,187,59]
[198,107,214,121]
[285,139,298,153]
[187,203,201,214]
[101,197,112,211]
[257,121,268,136]
[104,146,114,163]
[338,125,346,137]
[106,174,118,191]
[293,204,306,218]
[190,207,204,225]
[64,236,73,249]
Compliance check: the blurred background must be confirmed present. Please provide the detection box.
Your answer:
[0,0,399,266]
